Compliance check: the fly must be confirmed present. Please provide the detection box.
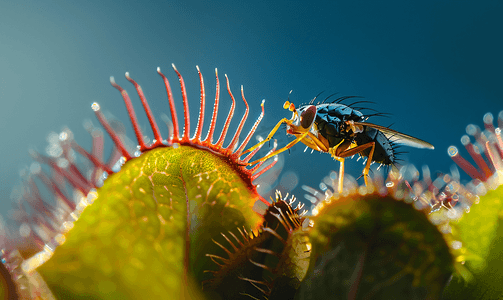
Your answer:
[243,97,434,193]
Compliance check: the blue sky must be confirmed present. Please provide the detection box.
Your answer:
[1,1,502,216]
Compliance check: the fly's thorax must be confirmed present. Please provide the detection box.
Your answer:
[309,103,365,149]
[315,103,365,122]
[314,116,349,149]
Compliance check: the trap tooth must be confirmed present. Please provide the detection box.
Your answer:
[483,112,495,132]
[448,146,485,181]
[449,110,503,188]
[204,191,309,299]
[305,165,476,222]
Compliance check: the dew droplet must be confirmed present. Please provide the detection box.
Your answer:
[112,159,123,172]
[59,131,68,141]
[448,146,458,157]
[483,112,494,124]
[91,102,100,111]
[460,135,470,146]
[451,240,462,250]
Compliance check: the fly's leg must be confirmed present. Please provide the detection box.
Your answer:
[307,132,329,152]
[329,154,344,194]
[336,142,376,187]
[338,158,345,193]
[329,140,352,194]
[242,118,291,155]
[364,143,375,186]
[247,130,311,166]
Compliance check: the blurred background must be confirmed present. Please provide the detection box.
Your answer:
[1,0,502,216]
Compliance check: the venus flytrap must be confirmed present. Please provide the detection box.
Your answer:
[1,63,501,300]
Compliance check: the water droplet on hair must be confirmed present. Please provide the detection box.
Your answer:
[59,131,68,141]
[91,102,100,111]
[448,146,458,157]
[451,240,462,250]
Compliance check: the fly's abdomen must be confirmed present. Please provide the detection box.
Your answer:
[355,127,395,165]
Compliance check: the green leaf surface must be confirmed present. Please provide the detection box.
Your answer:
[37,146,262,299]
[297,194,453,300]
[443,184,503,299]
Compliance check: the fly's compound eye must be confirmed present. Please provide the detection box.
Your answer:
[300,105,317,129]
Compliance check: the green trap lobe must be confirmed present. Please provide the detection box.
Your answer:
[297,194,453,300]
[37,145,263,299]
[443,185,503,300]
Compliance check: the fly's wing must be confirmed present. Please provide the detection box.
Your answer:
[354,122,434,149]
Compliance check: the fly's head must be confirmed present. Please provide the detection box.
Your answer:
[284,101,317,136]
[282,101,330,152]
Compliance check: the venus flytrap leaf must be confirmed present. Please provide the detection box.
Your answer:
[38,146,262,299]
[297,193,453,300]
[443,185,503,299]
[1,66,277,299]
